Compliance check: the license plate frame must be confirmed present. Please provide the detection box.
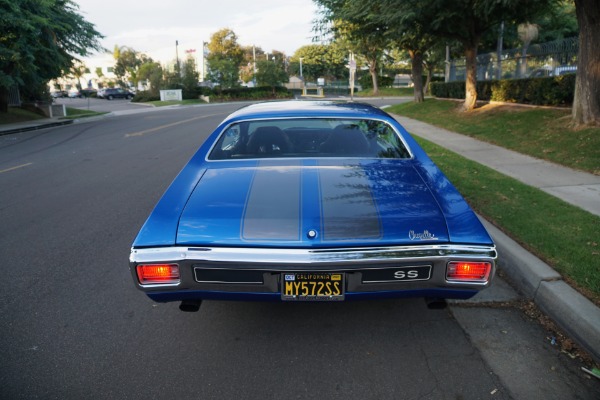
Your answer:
[281,272,345,301]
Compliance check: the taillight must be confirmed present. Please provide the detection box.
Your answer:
[446,261,491,283]
[136,264,180,285]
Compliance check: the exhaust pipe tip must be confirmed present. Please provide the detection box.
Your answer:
[425,298,447,310]
[179,300,202,312]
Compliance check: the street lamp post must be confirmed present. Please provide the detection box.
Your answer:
[202,41,208,82]
[175,40,180,75]
[299,57,303,80]
[252,45,257,87]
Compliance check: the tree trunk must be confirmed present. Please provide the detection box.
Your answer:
[369,58,379,96]
[409,50,424,103]
[462,45,478,111]
[572,0,600,127]
[425,66,433,95]
[0,87,9,113]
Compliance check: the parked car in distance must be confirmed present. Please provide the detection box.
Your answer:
[78,88,97,98]
[529,65,577,78]
[102,88,134,100]
[553,65,577,76]
[129,101,497,312]
[51,90,68,98]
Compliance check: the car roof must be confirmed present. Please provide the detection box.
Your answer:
[224,101,392,122]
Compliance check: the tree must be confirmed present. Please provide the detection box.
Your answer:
[289,44,348,82]
[68,62,88,91]
[206,28,244,88]
[0,0,103,111]
[137,61,164,94]
[477,1,577,52]
[113,46,151,89]
[255,59,289,92]
[422,0,555,111]
[572,0,600,126]
[377,0,437,102]
[239,45,264,84]
[314,0,390,95]
[181,56,200,93]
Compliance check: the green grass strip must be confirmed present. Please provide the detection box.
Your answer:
[0,108,45,125]
[146,99,207,107]
[415,136,600,301]
[356,87,415,97]
[387,99,600,175]
[64,107,108,119]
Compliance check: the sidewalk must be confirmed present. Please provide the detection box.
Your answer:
[2,107,599,363]
[391,114,600,363]
[394,115,600,217]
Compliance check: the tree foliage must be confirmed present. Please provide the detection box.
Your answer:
[419,0,556,111]
[113,46,152,88]
[376,0,438,102]
[254,59,289,90]
[206,28,244,88]
[137,61,164,94]
[289,44,348,82]
[0,0,103,111]
[181,56,200,93]
[314,0,390,94]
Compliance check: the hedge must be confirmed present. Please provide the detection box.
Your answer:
[430,74,576,106]
[359,75,394,89]
[210,86,293,101]
[132,86,293,103]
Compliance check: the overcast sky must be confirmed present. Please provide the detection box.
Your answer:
[74,0,322,66]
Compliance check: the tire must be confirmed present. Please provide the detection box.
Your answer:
[107,95,113,100]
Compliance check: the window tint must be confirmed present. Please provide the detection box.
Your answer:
[208,118,411,160]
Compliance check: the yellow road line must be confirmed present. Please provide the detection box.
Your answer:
[125,113,223,138]
[0,163,33,174]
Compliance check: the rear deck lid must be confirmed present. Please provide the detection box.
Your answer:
[176,160,449,247]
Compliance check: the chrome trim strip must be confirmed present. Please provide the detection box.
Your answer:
[195,280,264,285]
[130,244,497,264]
[138,282,181,289]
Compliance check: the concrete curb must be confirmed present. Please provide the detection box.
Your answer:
[481,219,600,363]
[0,119,74,136]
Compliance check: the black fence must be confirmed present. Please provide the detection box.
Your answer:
[447,37,578,82]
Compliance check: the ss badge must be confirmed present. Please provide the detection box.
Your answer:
[394,270,419,280]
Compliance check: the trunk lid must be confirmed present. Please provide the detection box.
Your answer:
[177,160,449,247]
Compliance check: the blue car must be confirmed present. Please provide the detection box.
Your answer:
[130,101,497,311]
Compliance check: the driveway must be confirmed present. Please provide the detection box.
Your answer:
[53,96,150,113]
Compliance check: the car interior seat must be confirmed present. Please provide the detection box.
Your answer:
[320,124,370,155]
[246,126,293,155]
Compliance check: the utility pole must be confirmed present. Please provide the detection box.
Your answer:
[175,40,180,76]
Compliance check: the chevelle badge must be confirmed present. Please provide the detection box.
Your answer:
[409,230,438,241]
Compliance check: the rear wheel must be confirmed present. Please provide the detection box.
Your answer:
[107,95,113,100]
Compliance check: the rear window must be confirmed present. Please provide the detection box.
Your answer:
[208,118,411,160]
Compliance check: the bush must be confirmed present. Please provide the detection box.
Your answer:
[359,75,394,89]
[182,86,213,100]
[132,86,293,103]
[131,91,161,102]
[430,74,576,106]
[211,86,293,102]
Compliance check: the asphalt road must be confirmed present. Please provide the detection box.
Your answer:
[1,101,598,399]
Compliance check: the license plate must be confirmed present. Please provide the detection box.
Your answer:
[281,272,345,301]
